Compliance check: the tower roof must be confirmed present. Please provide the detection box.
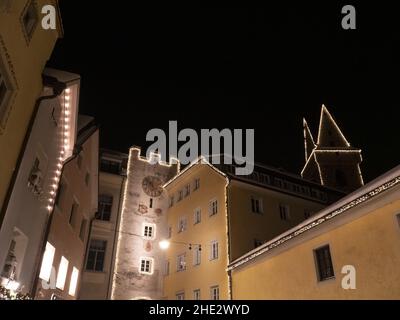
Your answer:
[317,104,350,148]
[303,118,316,162]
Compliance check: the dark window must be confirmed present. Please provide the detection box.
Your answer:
[100,159,121,174]
[69,200,79,227]
[279,204,289,221]
[315,245,335,281]
[335,169,347,187]
[98,194,113,221]
[79,219,87,241]
[85,172,90,186]
[55,181,66,208]
[251,197,262,214]
[86,240,106,271]
[149,198,153,208]
[22,1,38,40]
[304,210,311,219]
[254,239,263,248]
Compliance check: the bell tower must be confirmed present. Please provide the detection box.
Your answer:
[301,105,364,193]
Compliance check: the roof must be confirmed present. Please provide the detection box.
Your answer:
[227,163,400,271]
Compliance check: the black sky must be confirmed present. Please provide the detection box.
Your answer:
[47,3,400,183]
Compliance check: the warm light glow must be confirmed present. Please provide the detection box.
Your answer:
[4,280,20,291]
[159,240,170,250]
[65,95,70,101]
[39,242,55,281]
[47,205,53,211]
[68,267,79,296]
[56,256,69,290]
[65,88,71,94]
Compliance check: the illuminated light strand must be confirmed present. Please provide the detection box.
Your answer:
[227,175,400,271]
[317,104,351,147]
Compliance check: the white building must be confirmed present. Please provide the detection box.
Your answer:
[0,69,80,297]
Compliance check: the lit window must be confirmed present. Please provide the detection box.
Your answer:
[251,196,263,214]
[210,240,218,260]
[279,204,290,221]
[68,267,79,296]
[193,289,200,300]
[210,286,219,300]
[193,245,201,266]
[139,257,153,275]
[209,199,218,216]
[21,0,38,42]
[314,245,335,281]
[56,256,69,290]
[177,254,186,271]
[194,178,200,191]
[143,223,156,240]
[39,242,55,281]
[194,207,201,224]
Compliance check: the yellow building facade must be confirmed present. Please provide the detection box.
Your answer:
[229,165,400,299]
[163,159,344,300]
[0,0,62,221]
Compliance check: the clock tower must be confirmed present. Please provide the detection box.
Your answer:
[111,147,179,300]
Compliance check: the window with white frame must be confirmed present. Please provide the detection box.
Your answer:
[86,239,106,271]
[193,245,201,266]
[98,194,113,221]
[210,285,219,300]
[178,216,187,233]
[176,292,185,300]
[143,223,156,240]
[209,199,218,216]
[56,256,69,290]
[194,207,201,224]
[139,257,154,275]
[194,178,200,191]
[184,184,190,197]
[251,196,263,214]
[279,204,290,221]
[193,289,201,300]
[210,240,219,260]
[177,253,186,271]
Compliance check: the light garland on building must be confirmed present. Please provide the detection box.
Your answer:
[227,175,400,271]
[46,88,73,212]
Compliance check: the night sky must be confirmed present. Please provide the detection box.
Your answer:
[47,3,400,183]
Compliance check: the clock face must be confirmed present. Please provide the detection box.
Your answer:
[142,176,163,197]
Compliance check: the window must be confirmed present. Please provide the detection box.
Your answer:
[193,289,201,300]
[194,178,200,191]
[85,172,90,186]
[55,180,66,208]
[251,197,263,214]
[314,245,335,281]
[167,226,172,239]
[164,260,170,276]
[0,63,15,131]
[176,292,185,300]
[79,219,87,241]
[177,254,186,271]
[77,154,83,169]
[210,240,219,260]
[193,245,201,266]
[86,240,106,272]
[143,223,156,240]
[68,267,79,297]
[69,200,79,227]
[149,198,153,209]
[39,242,55,281]
[178,216,187,233]
[169,196,174,208]
[184,184,190,197]
[254,239,263,248]
[304,210,311,219]
[279,204,290,221]
[209,199,218,216]
[194,207,201,224]
[397,214,400,228]
[21,0,38,42]
[139,257,154,275]
[100,158,122,174]
[178,190,183,201]
[210,286,219,300]
[98,194,113,221]
[274,178,283,188]
[56,256,69,290]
